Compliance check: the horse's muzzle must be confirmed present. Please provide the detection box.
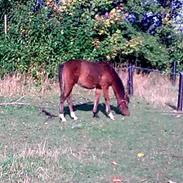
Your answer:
[123,110,130,116]
[121,108,130,116]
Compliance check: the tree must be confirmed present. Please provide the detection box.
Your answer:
[0,0,182,79]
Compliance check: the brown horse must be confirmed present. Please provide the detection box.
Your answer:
[58,60,130,122]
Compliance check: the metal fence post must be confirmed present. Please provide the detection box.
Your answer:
[177,72,183,111]
[170,60,177,85]
[127,65,134,96]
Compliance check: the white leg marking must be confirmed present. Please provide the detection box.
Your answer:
[70,111,78,120]
[108,112,115,120]
[105,105,109,114]
[59,114,66,122]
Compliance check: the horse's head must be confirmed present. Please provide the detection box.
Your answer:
[118,94,130,116]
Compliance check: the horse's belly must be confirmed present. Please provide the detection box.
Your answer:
[77,77,98,89]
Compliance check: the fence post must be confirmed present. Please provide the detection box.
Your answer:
[177,72,183,111]
[4,14,7,35]
[127,65,134,96]
[170,60,176,85]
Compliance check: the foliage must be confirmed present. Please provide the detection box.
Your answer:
[0,0,183,79]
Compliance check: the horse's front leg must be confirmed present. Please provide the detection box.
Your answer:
[103,87,115,120]
[93,88,101,118]
[67,95,78,120]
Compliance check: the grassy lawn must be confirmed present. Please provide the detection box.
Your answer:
[0,92,183,183]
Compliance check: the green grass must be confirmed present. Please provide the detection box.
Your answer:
[0,94,183,183]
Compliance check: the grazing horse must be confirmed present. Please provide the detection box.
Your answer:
[58,60,130,122]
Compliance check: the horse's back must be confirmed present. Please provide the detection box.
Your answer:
[62,60,114,89]
[63,59,111,75]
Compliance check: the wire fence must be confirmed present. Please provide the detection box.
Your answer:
[120,61,183,111]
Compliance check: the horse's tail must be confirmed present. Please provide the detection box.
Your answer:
[58,63,64,93]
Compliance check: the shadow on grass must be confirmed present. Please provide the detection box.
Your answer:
[165,102,177,110]
[64,102,121,116]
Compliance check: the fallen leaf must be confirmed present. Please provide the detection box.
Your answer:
[175,114,181,118]
[112,176,122,183]
[112,161,118,165]
[168,180,176,183]
[137,152,145,158]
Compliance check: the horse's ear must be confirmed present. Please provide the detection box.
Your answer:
[124,92,130,103]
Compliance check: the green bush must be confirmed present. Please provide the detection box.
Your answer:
[0,0,182,79]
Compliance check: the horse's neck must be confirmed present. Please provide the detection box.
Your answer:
[111,77,125,103]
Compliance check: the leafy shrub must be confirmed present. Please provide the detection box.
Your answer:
[0,0,182,79]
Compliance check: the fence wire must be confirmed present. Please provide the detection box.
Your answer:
[117,64,182,111]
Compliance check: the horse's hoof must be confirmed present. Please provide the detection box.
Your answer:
[60,118,67,122]
[108,112,115,120]
[72,116,78,120]
[70,111,78,120]
[59,114,67,122]
[93,112,99,118]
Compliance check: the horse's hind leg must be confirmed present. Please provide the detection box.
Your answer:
[67,95,78,120]
[93,88,101,118]
[59,83,74,122]
[59,93,67,122]
[102,86,115,120]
